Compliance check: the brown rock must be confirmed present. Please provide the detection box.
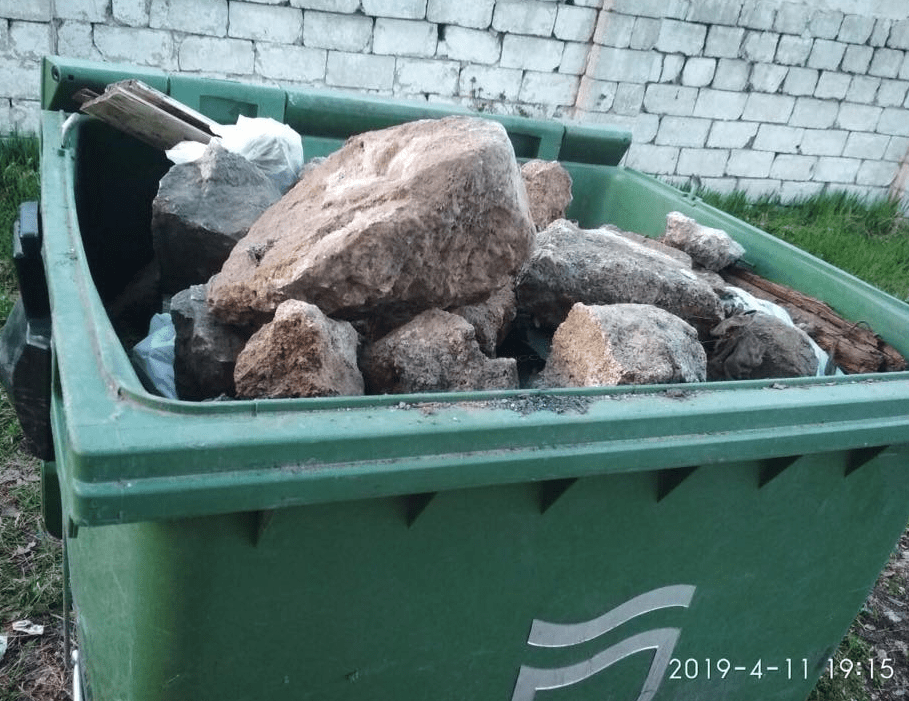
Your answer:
[360,309,519,394]
[542,303,707,387]
[661,211,745,271]
[449,285,517,357]
[207,116,535,328]
[233,299,363,399]
[521,159,573,230]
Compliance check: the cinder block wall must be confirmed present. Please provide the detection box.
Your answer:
[2,0,909,203]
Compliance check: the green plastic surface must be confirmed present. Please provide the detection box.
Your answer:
[35,57,909,701]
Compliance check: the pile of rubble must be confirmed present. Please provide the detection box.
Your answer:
[142,115,847,401]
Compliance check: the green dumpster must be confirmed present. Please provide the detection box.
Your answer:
[23,57,909,700]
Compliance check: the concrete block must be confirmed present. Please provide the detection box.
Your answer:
[742,93,794,123]
[789,97,838,128]
[887,19,909,49]
[712,58,749,91]
[774,2,808,35]
[624,143,680,175]
[0,0,50,21]
[459,65,522,102]
[611,0,689,20]
[150,0,228,37]
[698,177,738,195]
[807,39,846,71]
[326,51,395,91]
[395,58,459,95]
[742,31,779,63]
[876,79,908,107]
[775,35,812,66]
[632,112,660,143]
[593,11,634,48]
[707,120,758,149]
[878,107,909,137]
[726,150,774,178]
[304,12,373,52]
[836,102,883,131]
[554,5,597,42]
[290,0,359,10]
[589,46,656,84]
[54,0,107,22]
[848,75,882,103]
[229,3,303,43]
[687,0,741,26]
[752,123,803,153]
[800,129,847,156]
[884,136,909,161]
[56,20,102,61]
[815,71,850,99]
[841,45,873,74]
[676,148,729,177]
[870,19,892,48]
[113,0,150,26]
[178,35,251,73]
[612,82,645,115]
[643,84,698,116]
[9,21,52,59]
[256,43,326,82]
[870,48,904,79]
[693,88,748,119]
[519,71,579,106]
[97,26,177,70]
[856,161,898,187]
[782,67,819,96]
[630,17,661,50]
[500,35,564,72]
[681,58,716,88]
[838,15,874,44]
[655,115,712,148]
[769,154,816,181]
[736,177,782,198]
[779,180,824,201]
[750,63,787,93]
[559,42,589,75]
[575,77,617,113]
[843,132,890,160]
[656,19,706,55]
[901,54,909,81]
[492,1,557,37]
[374,18,437,56]
[705,25,745,59]
[362,0,427,19]
[426,0,494,29]
[814,156,859,183]
[7,99,40,135]
[438,26,498,63]
[0,56,40,100]
[808,10,843,40]
[740,1,776,31]
[659,54,685,83]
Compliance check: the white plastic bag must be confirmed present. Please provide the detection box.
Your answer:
[131,313,177,399]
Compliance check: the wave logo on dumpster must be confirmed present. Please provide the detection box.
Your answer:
[511,584,696,701]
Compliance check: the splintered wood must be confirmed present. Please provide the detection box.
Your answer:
[722,266,907,375]
[77,79,217,150]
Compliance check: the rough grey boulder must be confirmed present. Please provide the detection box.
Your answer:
[360,309,519,394]
[152,142,282,293]
[660,211,745,271]
[542,303,707,387]
[449,285,517,357]
[521,159,573,231]
[707,312,819,380]
[171,284,250,400]
[515,219,724,332]
[207,116,535,328]
[233,299,363,399]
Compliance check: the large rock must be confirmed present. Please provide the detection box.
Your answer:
[515,219,724,332]
[521,159,573,231]
[207,116,535,328]
[360,309,519,394]
[661,211,745,271]
[233,299,364,399]
[707,311,819,380]
[449,285,517,357]
[542,303,707,387]
[151,142,283,293]
[170,284,249,400]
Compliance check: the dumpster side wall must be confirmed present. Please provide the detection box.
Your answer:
[3,1,909,200]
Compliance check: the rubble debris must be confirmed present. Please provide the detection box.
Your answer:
[521,159,573,230]
[206,116,535,328]
[707,312,819,380]
[449,285,517,357]
[152,142,282,293]
[722,267,907,374]
[515,219,724,332]
[170,285,250,400]
[541,303,707,387]
[77,79,217,150]
[233,299,363,399]
[360,309,519,394]
[661,211,745,271]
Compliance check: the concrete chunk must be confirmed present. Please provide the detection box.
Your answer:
[661,211,745,271]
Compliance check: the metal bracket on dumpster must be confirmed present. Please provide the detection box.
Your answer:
[0,201,54,461]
